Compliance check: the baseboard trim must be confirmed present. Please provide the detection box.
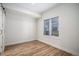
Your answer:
[38,39,78,56]
[5,40,36,47]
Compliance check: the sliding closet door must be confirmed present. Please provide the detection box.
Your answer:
[0,5,5,53]
[0,6,3,52]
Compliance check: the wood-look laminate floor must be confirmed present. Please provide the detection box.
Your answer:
[4,40,72,56]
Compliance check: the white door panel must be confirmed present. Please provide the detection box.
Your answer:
[0,15,2,29]
[0,7,2,30]
[0,7,2,15]
[0,6,4,53]
[0,35,2,52]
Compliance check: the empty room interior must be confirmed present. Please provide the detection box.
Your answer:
[0,3,79,56]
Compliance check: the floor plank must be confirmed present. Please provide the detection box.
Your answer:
[4,40,72,56]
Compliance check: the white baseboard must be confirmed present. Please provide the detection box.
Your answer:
[38,39,79,56]
[5,39,35,46]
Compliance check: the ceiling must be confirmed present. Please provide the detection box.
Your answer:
[3,3,57,18]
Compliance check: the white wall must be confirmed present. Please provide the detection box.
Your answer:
[5,9,37,46]
[37,4,79,55]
